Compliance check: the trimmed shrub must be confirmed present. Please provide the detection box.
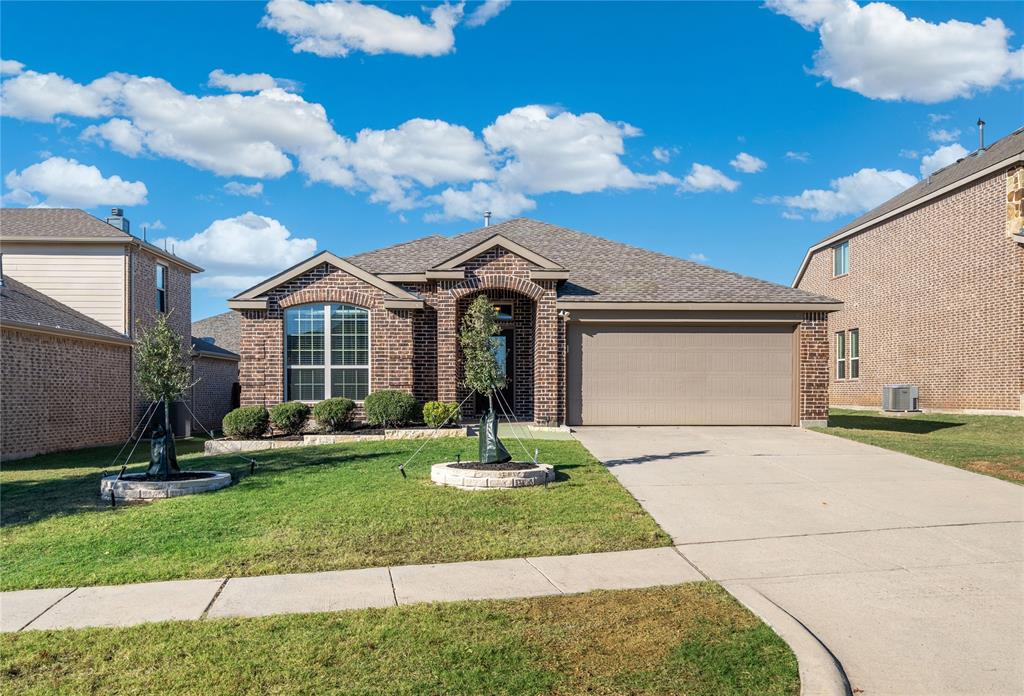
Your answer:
[423,401,460,429]
[270,401,310,436]
[223,405,270,440]
[364,390,420,429]
[313,397,356,432]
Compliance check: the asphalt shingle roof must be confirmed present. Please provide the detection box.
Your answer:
[0,275,128,340]
[817,126,1024,246]
[191,335,239,359]
[349,218,837,304]
[0,208,131,239]
[191,311,241,355]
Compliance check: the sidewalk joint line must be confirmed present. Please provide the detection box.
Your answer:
[19,587,78,632]
[670,546,710,580]
[523,557,564,594]
[201,578,230,620]
[675,519,1024,546]
[386,567,399,606]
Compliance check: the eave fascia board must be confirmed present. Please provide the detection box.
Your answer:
[0,320,132,346]
[432,234,566,271]
[556,301,844,312]
[191,349,240,362]
[791,152,1024,287]
[231,251,418,302]
[227,298,268,310]
[378,273,428,282]
[529,269,570,281]
[383,299,425,310]
[424,270,465,280]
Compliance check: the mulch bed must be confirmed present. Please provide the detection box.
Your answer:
[446,461,540,471]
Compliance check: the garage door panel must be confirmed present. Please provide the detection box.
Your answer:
[568,324,795,426]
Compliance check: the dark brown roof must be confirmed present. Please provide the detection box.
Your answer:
[0,275,128,340]
[0,208,131,239]
[191,335,239,360]
[192,311,241,354]
[818,125,1024,246]
[349,218,837,304]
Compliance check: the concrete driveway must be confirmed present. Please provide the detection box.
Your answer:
[574,425,1024,696]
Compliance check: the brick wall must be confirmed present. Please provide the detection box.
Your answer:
[797,170,1024,412]
[190,356,239,433]
[799,313,830,423]
[1,328,132,460]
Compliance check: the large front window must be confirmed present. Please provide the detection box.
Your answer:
[285,304,369,401]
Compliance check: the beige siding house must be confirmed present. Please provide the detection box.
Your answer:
[0,208,239,459]
[794,127,1024,414]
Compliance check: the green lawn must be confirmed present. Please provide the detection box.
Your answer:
[815,409,1024,484]
[0,584,798,696]
[1,437,669,591]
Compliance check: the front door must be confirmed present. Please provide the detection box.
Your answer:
[476,329,515,416]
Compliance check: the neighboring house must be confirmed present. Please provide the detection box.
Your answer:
[229,218,841,427]
[0,208,238,459]
[190,312,242,431]
[794,127,1024,415]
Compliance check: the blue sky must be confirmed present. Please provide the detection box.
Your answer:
[2,1,1022,320]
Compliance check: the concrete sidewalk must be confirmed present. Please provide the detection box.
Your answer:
[575,425,1024,696]
[1,547,702,632]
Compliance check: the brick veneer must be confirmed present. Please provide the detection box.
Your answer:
[238,247,565,425]
[1,328,132,460]
[190,355,239,432]
[797,170,1024,412]
[799,313,830,424]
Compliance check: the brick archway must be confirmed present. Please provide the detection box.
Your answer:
[449,274,547,303]
[278,288,375,309]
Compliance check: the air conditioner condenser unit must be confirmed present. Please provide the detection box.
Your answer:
[883,385,919,412]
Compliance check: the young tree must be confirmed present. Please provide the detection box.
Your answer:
[135,313,191,477]
[460,294,511,464]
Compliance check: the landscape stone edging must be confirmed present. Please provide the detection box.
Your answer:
[99,472,232,501]
[204,427,469,455]
[430,461,556,490]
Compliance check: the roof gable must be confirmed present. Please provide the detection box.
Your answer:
[228,251,419,310]
[432,234,566,271]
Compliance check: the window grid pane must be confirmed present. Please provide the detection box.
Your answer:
[331,305,369,367]
[849,329,859,378]
[286,306,325,366]
[836,332,846,379]
[287,368,324,401]
[331,368,369,401]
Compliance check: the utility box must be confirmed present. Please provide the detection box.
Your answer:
[883,385,919,412]
[149,401,193,438]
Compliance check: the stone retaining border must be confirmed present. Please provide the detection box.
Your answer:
[204,427,470,455]
[430,461,555,490]
[99,472,232,501]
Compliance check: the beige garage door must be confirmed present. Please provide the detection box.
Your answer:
[567,324,796,426]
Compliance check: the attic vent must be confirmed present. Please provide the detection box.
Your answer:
[882,384,919,412]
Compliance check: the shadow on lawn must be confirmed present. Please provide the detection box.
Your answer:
[828,413,964,435]
[1,446,399,528]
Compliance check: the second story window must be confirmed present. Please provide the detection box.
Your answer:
[832,241,849,277]
[156,263,168,313]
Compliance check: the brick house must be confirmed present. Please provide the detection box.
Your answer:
[229,218,841,427]
[1,208,239,460]
[794,127,1024,415]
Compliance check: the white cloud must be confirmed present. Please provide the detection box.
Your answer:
[785,150,810,162]
[781,210,804,220]
[349,118,493,209]
[680,163,739,193]
[484,105,678,195]
[223,181,265,197]
[0,59,24,75]
[428,182,535,222]
[768,0,1024,103]
[920,143,969,177]
[730,152,766,173]
[652,146,674,163]
[927,127,960,143]
[466,0,510,27]
[3,156,148,208]
[0,69,125,122]
[81,118,145,156]
[763,167,916,221]
[898,149,919,159]
[928,113,950,123]
[208,69,300,93]
[141,219,167,231]
[261,0,463,57]
[160,212,316,293]
[688,252,708,262]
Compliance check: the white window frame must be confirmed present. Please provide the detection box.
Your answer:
[155,263,168,313]
[832,241,849,277]
[849,328,859,379]
[835,331,846,380]
[284,303,371,403]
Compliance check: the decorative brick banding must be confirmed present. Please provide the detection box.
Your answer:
[99,471,231,501]
[430,461,555,490]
